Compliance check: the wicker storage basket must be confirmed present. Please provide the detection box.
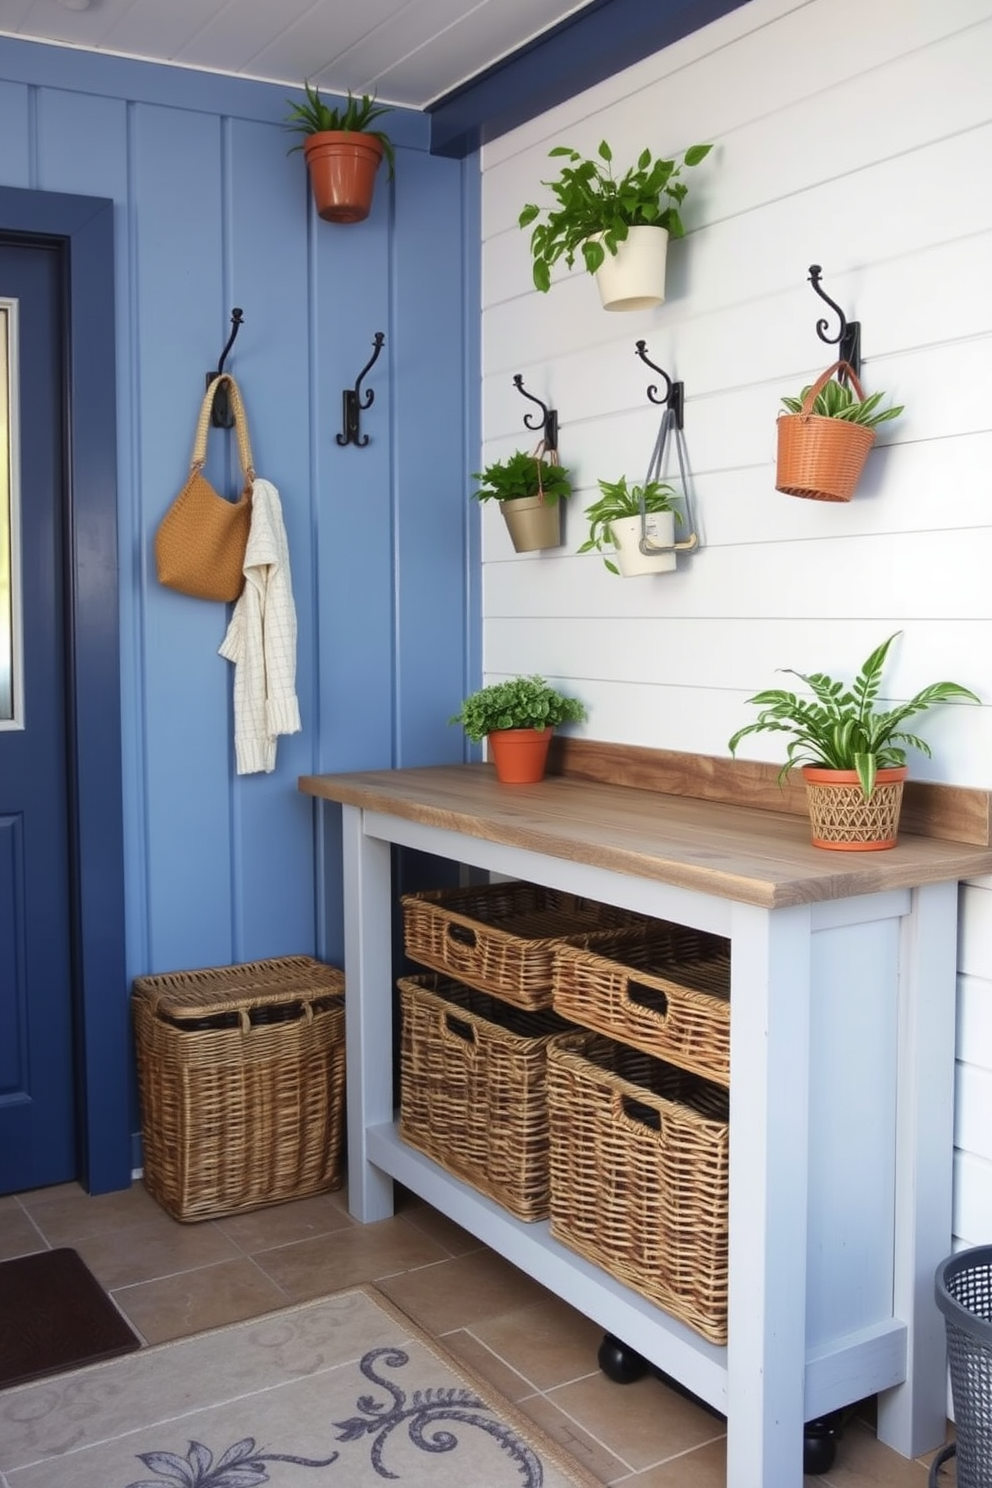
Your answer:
[132,955,346,1222]
[547,1031,730,1344]
[401,881,645,1009]
[552,922,731,1084]
[399,974,575,1221]
[775,361,876,503]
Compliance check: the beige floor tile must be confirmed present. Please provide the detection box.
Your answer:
[615,1437,728,1486]
[819,1419,936,1485]
[19,1180,162,1244]
[375,1246,554,1332]
[463,1294,605,1392]
[252,1215,449,1300]
[72,1211,243,1289]
[395,1201,485,1257]
[546,1370,724,1474]
[112,1256,289,1344]
[514,1391,631,1485]
[215,1192,356,1252]
[0,1203,46,1260]
[439,1327,542,1404]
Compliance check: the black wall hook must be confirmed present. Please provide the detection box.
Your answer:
[635,341,684,428]
[206,307,244,428]
[808,265,861,380]
[512,375,558,451]
[338,332,385,448]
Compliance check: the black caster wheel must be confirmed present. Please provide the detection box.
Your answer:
[597,1333,649,1384]
[803,1413,843,1475]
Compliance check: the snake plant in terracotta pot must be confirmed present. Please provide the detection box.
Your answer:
[727,632,979,850]
[450,675,586,783]
[285,83,395,223]
[519,139,712,311]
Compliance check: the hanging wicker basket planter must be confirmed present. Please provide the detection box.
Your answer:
[776,361,876,503]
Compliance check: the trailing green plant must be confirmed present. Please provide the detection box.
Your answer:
[780,376,903,429]
[578,477,682,574]
[519,140,713,293]
[727,632,979,799]
[450,675,586,742]
[471,450,572,506]
[284,83,395,177]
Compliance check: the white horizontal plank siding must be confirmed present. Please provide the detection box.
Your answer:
[479,0,992,1257]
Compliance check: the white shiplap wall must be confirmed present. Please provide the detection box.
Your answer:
[478,0,992,1246]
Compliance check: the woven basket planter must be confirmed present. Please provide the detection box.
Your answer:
[776,362,876,503]
[802,765,908,851]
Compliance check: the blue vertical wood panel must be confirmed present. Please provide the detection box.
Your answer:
[311,157,395,772]
[392,146,477,767]
[226,115,317,957]
[131,102,236,974]
[0,82,30,186]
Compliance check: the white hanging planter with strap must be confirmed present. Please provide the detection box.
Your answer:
[620,375,699,575]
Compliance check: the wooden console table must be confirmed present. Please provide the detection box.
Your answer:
[300,751,992,1487]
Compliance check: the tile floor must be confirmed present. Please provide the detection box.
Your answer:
[0,1178,953,1487]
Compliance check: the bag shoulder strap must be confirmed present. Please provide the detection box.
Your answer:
[191,374,255,482]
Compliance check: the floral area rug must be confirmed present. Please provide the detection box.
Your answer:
[0,1285,600,1488]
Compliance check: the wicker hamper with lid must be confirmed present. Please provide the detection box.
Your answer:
[547,1030,730,1344]
[132,955,346,1222]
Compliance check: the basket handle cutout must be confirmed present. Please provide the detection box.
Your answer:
[624,979,669,1021]
[442,1012,479,1045]
[446,923,478,949]
[620,1094,662,1132]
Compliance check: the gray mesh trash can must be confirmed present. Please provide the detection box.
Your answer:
[930,1246,992,1487]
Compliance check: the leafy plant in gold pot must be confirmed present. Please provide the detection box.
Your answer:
[285,83,395,223]
[727,632,979,850]
[472,449,572,553]
[450,675,586,784]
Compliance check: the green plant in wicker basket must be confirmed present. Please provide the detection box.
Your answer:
[780,376,903,428]
[727,632,979,799]
[472,450,572,506]
[450,675,586,742]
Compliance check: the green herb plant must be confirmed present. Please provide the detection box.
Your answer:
[519,140,712,293]
[781,377,903,429]
[284,83,395,177]
[727,632,979,799]
[579,477,682,574]
[472,450,572,506]
[450,675,586,742]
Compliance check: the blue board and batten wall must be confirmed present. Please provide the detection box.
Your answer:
[0,37,480,1181]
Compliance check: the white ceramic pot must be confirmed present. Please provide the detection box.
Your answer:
[609,511,677,577]
[593,226,669,312]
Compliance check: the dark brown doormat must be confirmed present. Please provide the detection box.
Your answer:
[0,1247,141,1390]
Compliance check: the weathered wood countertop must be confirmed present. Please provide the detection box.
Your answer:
[299,749,992,910]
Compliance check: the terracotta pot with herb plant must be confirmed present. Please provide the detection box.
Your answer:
[285,83,395,223]
[450,675,586,783]
[727,632,979,849]
[518,139,712,311]
[579,477,683,577]
[776,360,904,503]
[472,449,572,553]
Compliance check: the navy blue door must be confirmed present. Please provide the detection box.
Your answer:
[0,238,76,1191]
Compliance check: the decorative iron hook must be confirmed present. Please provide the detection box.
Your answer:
[807,265,861,380]
[634,340,684,428]
[338,332,386,448]
[512,375,558,451]
[206,307,245,428]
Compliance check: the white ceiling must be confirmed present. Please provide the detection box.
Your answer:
[0,0,596,110]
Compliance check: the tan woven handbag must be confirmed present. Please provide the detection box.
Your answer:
[155,375,255,601]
